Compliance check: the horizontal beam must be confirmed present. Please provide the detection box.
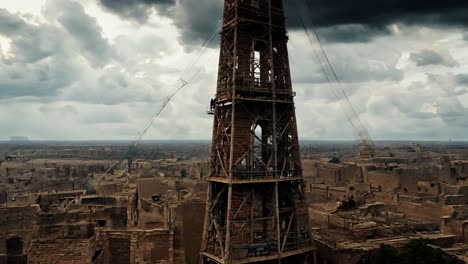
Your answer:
[208,177,304,184]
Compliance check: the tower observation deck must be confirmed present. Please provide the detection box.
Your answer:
[200,0,313,263]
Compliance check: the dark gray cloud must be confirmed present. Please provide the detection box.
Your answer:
[100,0,223,49]
[455,74,468,86]
[286,0,468,42]
[437,99,468,128]
[333,59,403,83]
[409,49,458,67]
[97,0,468,45]
[0,9,25,35]
[0,2,117,100]
[2,1,468,141]
[315,25,391,43]
[54,1,115,66]
[0,1,176,107]
[293,58,403,85]
[425,74,468,97]
[0,9,62,63]
[410,50,445,66]
[0,55,79,99]
[169,0,223,48]
[387,93,438,120]
[98,0,176,23]
[288,0,468,28]
[0,8,79,98]
[289,37,403,87]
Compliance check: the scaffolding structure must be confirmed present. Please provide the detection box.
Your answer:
[200,0,313,263]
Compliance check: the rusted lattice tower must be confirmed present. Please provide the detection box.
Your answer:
[201,0,313,263]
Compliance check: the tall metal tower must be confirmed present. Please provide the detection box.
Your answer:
[201,0,313,263]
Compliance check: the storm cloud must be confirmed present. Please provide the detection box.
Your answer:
[288,0,468,27]
[0,8,79,99]
[455,74,468,86]
[97,0,468,45]
[409,49,458,67]
[0,1,166,104]
[98,0,176,23]
[1,0,468,141]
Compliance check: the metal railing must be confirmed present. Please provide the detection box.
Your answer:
[232,167,302,181]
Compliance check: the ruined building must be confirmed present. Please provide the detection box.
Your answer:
[0,157,209,264]
[200,0,313,263]
[302,146,468,263]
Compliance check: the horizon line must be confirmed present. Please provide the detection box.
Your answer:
[1,139,468,143]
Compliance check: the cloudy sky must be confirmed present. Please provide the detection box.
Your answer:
[1,0,468,141]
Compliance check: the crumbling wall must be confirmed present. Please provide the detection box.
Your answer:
[0,206,36,263]
[313,235,378,264]
[417,181,440,195]
[307,162,361,187]
[444,195,468,205]
[97,183,124,195]
[316,167,340,186]
[367,171,399,193]
[138,200,167,229]
[107,234,131,264]
[0,233,32,264]
[0,206,36,231]
[137,178,172,200]
[328,187,348,201]
[148,161,210,180]
[308,185,328,202]
[139,232,173,263]
[28,237,97,264]
[441,218,468,242]
[302,160,318,178]
[179,201,205,264]
[398,201,441,223]
[398,170,422,194]
[102,231,173,264]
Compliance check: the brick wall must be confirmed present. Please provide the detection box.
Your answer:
[179,202,204,264]
[28,237,96,264]
[444,195,468,205]
[0,206,36,231]
[140,233,172,263]
[398,201,441,223]
[308,186,328,202]
[103,231,173,264]
[367,171,400,192]
[108,234,131,264]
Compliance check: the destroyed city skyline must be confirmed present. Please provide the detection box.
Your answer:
[0,0,467,141]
